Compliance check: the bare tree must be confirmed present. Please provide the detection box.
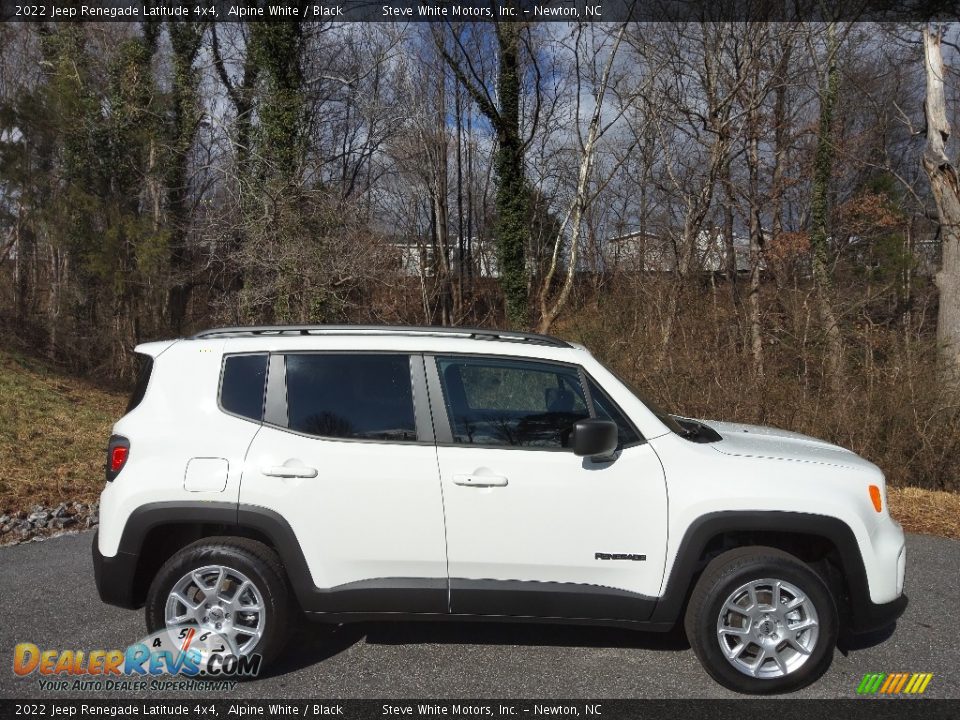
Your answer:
[922,25,960,382]
[537,23,629,334]
[630,23,746,359]
[808,21,846,388]
[435,17,538,328]
[389,43,455,325]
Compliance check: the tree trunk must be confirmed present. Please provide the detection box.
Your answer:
[770,31,792,293]
[435,19,530,327]
[747,126,765,379]
[13,204,33,325]
[165,23,203,334]
[454,81,465,320]
[250,22,304,182]
[432,147,452,326]
[922,26,960,383]
[809,22,845,389]
[435,73,452,326]
[211,24,260,307]
[493,23,529,329]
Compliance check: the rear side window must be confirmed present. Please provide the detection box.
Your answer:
[220,354,268,421]
[126,354,153,413]
[284,354,417,442]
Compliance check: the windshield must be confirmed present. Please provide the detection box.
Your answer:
[595,359,686,436]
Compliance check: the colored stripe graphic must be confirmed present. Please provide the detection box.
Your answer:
[857,673,886,694]
[180,627,196,652]
[857,672,932,695]
[879,674,897,693]
[915,674,933,694]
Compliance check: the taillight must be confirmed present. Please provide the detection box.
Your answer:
[106,436,130,481]
[110,446,128,472]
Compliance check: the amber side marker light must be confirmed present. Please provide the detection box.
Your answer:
[869,485,883,513]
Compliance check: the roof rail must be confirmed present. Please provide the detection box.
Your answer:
[189,325,573,349]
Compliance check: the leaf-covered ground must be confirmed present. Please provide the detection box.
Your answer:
[0,347,125,512]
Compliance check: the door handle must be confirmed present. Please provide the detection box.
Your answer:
[262,466,319,479]
[453,473,508,487]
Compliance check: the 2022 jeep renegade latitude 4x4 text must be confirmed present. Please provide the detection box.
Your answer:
[92,325,908,694]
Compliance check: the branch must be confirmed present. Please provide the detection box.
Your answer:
[435,24,501,130]
[210,23,252,119]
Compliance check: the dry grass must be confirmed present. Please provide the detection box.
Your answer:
[557,280,960,494]
[0,347,126,513]
[888,486,960,540]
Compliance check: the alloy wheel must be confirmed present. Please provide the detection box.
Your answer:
[715,577,819,679]
[164,564,266,656]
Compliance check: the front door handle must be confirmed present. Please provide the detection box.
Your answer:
[262,466,319,479]
[453,473,508,487]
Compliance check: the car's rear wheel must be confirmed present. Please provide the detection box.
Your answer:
[145,537,291,670]
[684,547,838,694]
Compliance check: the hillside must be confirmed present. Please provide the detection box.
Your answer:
[0,345,957,541]
[0,347,126,514]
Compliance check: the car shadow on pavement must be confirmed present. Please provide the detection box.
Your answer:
[837,622,898,654]
[259,619,690,679]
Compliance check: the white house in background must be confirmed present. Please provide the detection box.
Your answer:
[604,229,765,274]
[393,238,499,279]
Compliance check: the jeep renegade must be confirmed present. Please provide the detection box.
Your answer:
[92,325,908,694]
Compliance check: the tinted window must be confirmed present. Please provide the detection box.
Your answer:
[285,354,417,441]
[437,357,590,448]
[126,354,153,413]
[588,378,643,447]
[220,354,268,421]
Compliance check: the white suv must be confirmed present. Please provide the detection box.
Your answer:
[93,325,907,694]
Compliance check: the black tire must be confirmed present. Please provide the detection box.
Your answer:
[145,536,292,670]
[684,546,838,695]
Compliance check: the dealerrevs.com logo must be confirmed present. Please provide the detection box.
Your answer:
[13,628,261,692]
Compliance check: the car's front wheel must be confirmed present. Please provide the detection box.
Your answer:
[145,537,291,670]
[684,546,838,694]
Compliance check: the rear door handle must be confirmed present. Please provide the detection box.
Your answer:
[262,466,319,479]
[453,474,508,487]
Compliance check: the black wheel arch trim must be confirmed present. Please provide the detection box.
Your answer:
[96,504,905,633]
[101,501,448,613]
[650,510,907,633]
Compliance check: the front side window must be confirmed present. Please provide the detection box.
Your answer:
[587,377,643,447]
[284,354,417,442]
[436,356,590,448]
[220,353,268,421]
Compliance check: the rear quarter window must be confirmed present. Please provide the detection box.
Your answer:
[220,354,269,421]
[126,354,154,413]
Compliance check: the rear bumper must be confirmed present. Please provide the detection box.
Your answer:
[849,593,908,634]
[91,530,140,609]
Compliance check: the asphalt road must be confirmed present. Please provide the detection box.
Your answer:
[0,530,957,700]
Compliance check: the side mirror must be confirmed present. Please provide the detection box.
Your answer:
[572,419,619,460]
